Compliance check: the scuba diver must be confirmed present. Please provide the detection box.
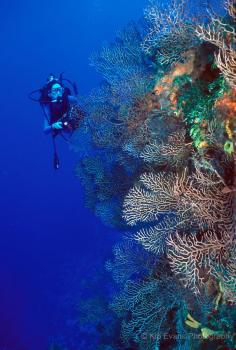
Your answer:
[29,73,85,169]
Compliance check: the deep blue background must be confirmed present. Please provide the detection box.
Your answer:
[0,0,147,349]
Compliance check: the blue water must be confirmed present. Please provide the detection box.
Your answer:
[0,1,147,349]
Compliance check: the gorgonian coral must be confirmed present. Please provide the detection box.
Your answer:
[142,0,199,65]
[167,230,236,294]
[140,128,193,169]
[90,22,152,103]
[111,274,188,350]
[106,239,157,284]
[123,168,232,229]
[75,154,135,228]
[196,0,236,88]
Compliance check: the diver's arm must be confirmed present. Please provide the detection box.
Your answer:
[44,118,63,134]
[43,105,62,134]
[44,117,53,134]
[43,105,52,134]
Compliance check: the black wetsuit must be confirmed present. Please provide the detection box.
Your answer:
[48,87,71,124]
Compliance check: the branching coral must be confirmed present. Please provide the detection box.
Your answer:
[69,126,93,157]
[167,230,235,295]
[140,128,193,169]
[90,23,152,102]
[123,168,232,230]
[125,92,159,135]
[111,276,186,350]
[84,24,157,154]
[196,0,236,87]
[122,165,234,304]
[215,47,236,87]
[133,216,187,256]
[75,155,134,227]
[142,0,198,65]
[226,0,236,17]
[83,86,126,149]
[106,239,157,284]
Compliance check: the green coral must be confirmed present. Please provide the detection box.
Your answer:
[177,75,227,150]
[224,140,234,154]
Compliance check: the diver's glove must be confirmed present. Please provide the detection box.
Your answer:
[51,122,63,130]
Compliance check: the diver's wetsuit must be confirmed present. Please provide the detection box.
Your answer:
[43,93,78,134]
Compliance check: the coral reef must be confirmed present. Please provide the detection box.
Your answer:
[72,1,236,349]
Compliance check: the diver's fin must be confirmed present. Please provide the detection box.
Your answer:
[53,152,60,170]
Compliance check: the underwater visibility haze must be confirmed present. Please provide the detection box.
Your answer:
[1,0,236,349]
